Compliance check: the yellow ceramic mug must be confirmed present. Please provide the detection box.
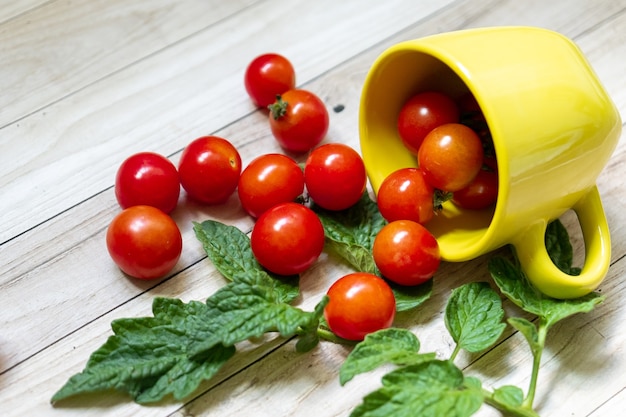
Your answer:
[359,26,621,299]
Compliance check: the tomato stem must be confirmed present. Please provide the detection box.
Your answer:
[268,95,288,120]
[433,189,453,211]
[523,320,548,408]
[449,343,461,362]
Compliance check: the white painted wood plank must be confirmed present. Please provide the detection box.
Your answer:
[587,388,626,417]
[0,0,258,127]
[0,0,48,23]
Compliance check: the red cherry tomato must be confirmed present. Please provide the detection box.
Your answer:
[304,143,367,211]
[250,202,325,276]
[268,89,329,153]
[397,91,459,154]
[178,136,242,205]
[417,123,484,192]
[106,205,183,280]
[238,153,305,218]
[324,272,396,341]
[376,167,434,224]
[244,53,296,108]
[452,169,498,210]
[373,220,440,286]
[114,152,180,214]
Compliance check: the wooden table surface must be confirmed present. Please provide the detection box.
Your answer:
[1,1,625,416]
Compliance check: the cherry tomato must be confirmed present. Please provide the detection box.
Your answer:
[268,89,329,153]
[250,202,325,276]
[106,205,183,280]
[452,169,498,210]
[376,167,434,224]
[373,220,440,286]
[244,53,296,108]
[114,152,180,214]
[417,123,484,192]
[178,136,242,205]
[304,143,367,211]
[324,272,396,341]
[238,153,305,218]
[397,91,459,154]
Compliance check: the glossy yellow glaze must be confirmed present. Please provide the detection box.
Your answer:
[359,26,621,298]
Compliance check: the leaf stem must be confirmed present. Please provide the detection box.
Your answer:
[316,327,357,346]
[524,321,548,408]
[450,343,461,362]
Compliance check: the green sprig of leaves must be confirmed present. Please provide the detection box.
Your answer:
[342,219,605,417]
[51,220,326,405]
[342,282,505,416]
[51,297,237,404]
[486,222,605,408]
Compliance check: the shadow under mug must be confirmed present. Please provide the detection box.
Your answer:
[359,26,621,299]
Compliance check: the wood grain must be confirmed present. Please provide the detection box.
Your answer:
[0,0,624,416]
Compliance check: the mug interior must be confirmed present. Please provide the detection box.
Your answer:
[359,46,500,261]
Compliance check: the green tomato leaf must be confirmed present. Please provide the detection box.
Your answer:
[340,328,435,385]
[545,219,581,275]
[487,384,540,417]
[53,271,320,404]
[391,279,433,312]
[193,220,299,304]
[489,256,605,330]
[350,360,483,417]
[188,276,323,358]
[492,385,524,409]
[324,238,379,275]
[507,317,540,355]
[230,269,300,305]
[444,282,506,353]
[193,220,260,280]
[51,297,235,404]
[313,192,386,274]
[463,376,482,391]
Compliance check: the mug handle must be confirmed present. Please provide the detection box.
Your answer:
[512,185,611,299]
